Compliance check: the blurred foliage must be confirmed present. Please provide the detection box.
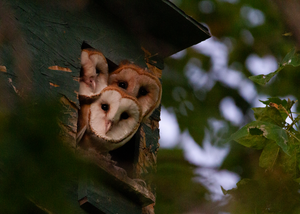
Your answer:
[155,149,208,213]
[223,172,300,214]
[159,0,300,213]
[0,96,80,213]
[222,50,300,213]
[163,0,298,146]
[0,94,106,213]
[225,96,300,213]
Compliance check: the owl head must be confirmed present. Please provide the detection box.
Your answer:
[108,64,162,119]
[79,49,108,97]
[85,86,142,152]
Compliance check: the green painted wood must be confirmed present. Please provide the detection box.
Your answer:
[99,0,211,58]
[6,0,147,105]
[1,1,210,213]
[78,173,143,214]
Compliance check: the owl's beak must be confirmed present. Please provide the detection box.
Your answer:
[105,119,113,134]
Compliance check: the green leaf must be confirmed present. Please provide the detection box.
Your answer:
[279,142,300,178]
[224,178,253,195]
[233,134,270,150]
[252,107,286,127]
[281,47,300,67]
[259,142,280,170]
[286,98,297,112]
[294,115,300,125]
[248,48,300,86]
[248,67,281,86]
[227,124,269,149]
[221,186,228,195]
[228,121,289,154]
[236,178,252,187]
[281,153,298,178]
[259,97,296,120]
[259,97,288,108]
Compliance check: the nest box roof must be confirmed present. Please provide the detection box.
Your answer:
[102,0,211,58]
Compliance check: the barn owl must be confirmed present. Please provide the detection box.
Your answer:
[108,64,162,119]
[77,86,142,153]
[79,48,108,97]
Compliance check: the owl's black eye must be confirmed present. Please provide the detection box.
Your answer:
[120,112,129,120]
[138,87,148,97]
[101,104,109,111]
[118,81,128,89]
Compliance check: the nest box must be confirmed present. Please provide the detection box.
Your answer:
[0,0,210,213]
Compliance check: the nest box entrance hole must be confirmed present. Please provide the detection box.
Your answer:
[78,41,140,178]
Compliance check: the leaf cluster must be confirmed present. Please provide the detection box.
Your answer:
[0,97,95,214]
[225,97,300,213]
[229,97,300,172]
[249,48,300,86]
[225,50,300,213]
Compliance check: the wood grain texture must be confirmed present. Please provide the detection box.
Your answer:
[1,1,164,213]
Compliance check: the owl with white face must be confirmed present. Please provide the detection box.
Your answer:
[108,64,162,119]
[79,48,108,97]
[77,86,142,153]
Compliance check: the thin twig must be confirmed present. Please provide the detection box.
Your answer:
[286,130,300,142]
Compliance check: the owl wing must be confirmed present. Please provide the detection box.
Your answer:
[76,100,91,145]
[76,124,87,145]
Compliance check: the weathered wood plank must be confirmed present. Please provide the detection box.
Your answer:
[1,1,210,213]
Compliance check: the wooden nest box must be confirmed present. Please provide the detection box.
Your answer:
[1,0,210,213]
